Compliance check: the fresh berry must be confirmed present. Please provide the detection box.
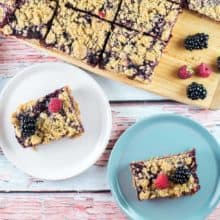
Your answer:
[184,33,209,51]
[154,173,170,189]
[48,98,63,113]
[169,166,191,184]
[197,63,212,78]
[217,57,220,70]
[177,65,194,79]
[20,115,37,137]
[98,11,106,18]
[187,82,207,100]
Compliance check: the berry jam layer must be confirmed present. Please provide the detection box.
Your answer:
[60,0,121,21]
[44,4,111,66]
[11,86,84,148]
[100,26,166,83]
[188,0,220,21]
[130,149,200,200]
[0,0,18,27]
[0,0,58,40]
[115,0,182,42]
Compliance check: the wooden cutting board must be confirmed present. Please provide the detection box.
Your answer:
[21,9,220,109]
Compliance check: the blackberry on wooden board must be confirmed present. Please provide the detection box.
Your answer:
[187,82,207,100]
[184,33,209,51]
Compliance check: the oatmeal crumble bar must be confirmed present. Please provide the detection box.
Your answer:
[188,0,220,21]
[60,0,121,21]
[11,86,84,148]
[100,26,166,82]
[44,3,111,66]
[130,149,200,200]
[0,0,58,39]
[115,0,182,41]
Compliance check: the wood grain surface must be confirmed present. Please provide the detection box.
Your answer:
[0,35,219,219]
[4,10,220,109]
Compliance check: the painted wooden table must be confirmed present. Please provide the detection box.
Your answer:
[0,37,219,220]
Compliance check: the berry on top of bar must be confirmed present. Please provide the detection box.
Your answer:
[11,86,84,148]
[130,149,200,200]
[115,0,182,41]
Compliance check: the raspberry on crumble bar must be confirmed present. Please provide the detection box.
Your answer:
[130,149,200,200]
[11,86,84,148]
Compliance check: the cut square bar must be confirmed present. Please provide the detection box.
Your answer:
[11,86,84,147]
[188,0,220,21]
[44,4,111,66]
[0,0,58,40]
[130,149,200,200]
[100,26,166,82]
[116,0,182,41]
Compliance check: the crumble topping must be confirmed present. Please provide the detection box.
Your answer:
[188,0,220,21]
[60,0,121,21]
[116,0,182,41]
[130,149,200,200]
[1,0,57,39]
[11,86,84,147]
[44,4,111,65]
[100,26,165,82]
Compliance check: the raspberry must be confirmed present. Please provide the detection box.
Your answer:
[154,173,170,189]
[177,65,194,79]
[197,63,212,78]
[48,98,63,113]
[98,11,106,18]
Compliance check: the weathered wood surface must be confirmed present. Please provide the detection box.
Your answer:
[0,193,219,220]
[0,37,219,219]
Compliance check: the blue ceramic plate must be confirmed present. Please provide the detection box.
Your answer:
[108,114,220,220]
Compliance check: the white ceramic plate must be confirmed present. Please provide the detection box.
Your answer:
[0,62,112,180]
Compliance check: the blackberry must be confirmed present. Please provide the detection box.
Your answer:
[187,82,207,100]
[217,57,220,70]
[184,33,209,51]
[169,166,191,184]
[20,115,37,137]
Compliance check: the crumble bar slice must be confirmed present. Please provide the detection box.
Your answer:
[11,86,84,148]
[1,0,57,40]
[130,149,200,200]
[116,0,182,41]
[188,0,220,21]
[100,26,166,82]
[60,0,121,21]
[44,4,111,66]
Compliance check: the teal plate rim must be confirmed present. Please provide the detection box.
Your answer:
[107,113,220,220]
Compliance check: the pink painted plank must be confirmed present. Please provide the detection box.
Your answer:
[0,193,126,220]
[0,193,219,220]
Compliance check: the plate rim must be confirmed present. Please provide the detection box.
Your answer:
[0,62,112,180]
[107,113,220,220]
